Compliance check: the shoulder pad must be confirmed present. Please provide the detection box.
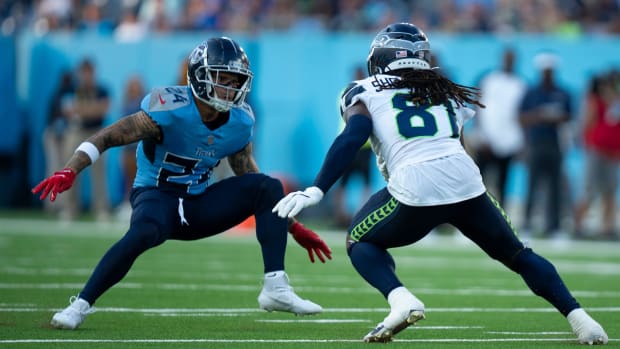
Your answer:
[237,102,255,121]
[148,86,191,112]
[339,81,367,115]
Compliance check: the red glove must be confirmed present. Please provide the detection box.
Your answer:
[31,168,76,202]
[289,221,332,263]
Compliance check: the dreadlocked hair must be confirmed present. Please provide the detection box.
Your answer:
[375,69,485,108]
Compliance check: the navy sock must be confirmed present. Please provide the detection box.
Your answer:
[512,248,580,316]
[348,241,402,298]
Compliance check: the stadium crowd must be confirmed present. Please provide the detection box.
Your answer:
[1,0,620,37]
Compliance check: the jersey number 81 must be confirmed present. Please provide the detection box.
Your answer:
[392,93,459,139]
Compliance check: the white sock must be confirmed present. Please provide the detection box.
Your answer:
[264,270,286,279]
[387,286,424,309]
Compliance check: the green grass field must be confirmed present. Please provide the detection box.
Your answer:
[0,214,617,349]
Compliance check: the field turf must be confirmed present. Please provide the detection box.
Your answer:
[0,215,617,349]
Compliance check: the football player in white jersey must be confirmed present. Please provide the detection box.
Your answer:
[273,23,608,345]
[32,37,331,330]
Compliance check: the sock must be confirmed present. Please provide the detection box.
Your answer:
[263,270,288,289]
[264,270,286,279]
[387,287,424,309]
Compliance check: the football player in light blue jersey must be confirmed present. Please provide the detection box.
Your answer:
[32,37,331,330]
[273,23,608,345]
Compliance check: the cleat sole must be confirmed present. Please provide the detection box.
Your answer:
[363,310,425,343]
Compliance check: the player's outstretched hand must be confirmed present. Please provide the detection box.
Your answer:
[289,221,332,263]
[273,186,324,218]
[31,168,76,202]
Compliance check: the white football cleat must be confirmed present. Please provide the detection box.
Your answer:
[258,271,322,316]
[364,287,425,343]
[567,308,608,345]
[50,296,95,330]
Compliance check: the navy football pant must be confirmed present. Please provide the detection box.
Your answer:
[346,189,580,316]
[80,173,287,305]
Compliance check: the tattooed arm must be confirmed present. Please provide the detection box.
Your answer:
[227,142,259,175]
[65,111,161,175]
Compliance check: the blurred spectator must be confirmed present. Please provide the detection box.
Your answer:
[331,0,369,31]
[31,0,76,33]
[222,0,263,33]
[290,0,334,32]
[5,0,620,35]
[179,0,224,31]
[138,0,181,33]
[77,1,113,34]
[573,71,620,240]
[261,0,298,30]
[519,52,572,238]
[472,47,526,206]
[332,65,373,227]
[113,7,147,42]
[62,58,111,221]
[43,70,74,214]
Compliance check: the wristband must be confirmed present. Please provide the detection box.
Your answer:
[75,142,100,164]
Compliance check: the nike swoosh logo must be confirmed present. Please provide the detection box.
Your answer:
[158,94,166,105]
[266,272,277,277]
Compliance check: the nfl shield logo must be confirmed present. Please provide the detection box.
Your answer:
[395,50,408,58]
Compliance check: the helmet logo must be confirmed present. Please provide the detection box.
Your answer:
[372,34,389,48]
[395,50,407,58]
[189,44,207,64]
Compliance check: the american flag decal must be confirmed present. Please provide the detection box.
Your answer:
[395,50,407,58]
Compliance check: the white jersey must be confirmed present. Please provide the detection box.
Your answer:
[340,75,486,206]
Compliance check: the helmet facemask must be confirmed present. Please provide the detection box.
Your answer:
[191,64,253,112]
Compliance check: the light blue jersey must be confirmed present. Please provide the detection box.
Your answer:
[133,85,254,195]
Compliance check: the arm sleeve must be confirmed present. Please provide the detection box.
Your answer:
[313,114,373,193]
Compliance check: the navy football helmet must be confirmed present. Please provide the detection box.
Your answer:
[367,23,432,75]
[187,37,253,112]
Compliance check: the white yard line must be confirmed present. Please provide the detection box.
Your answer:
[1,282,619,299]
[0,338,595,344]
[1,306,619,313]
